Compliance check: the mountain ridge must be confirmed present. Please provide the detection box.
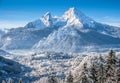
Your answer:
[62,7,95,28]
[0,7,120,52]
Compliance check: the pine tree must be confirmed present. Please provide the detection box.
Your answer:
[97,55,105,83]
[105,49,116,83]
[18,78,23,83]
[79,63,89,83]
[2,80,6,83]
[67,71,73,83]
[116,69,120,83]
[89,62,98,83]
[80,72,88,83]
[8,78,13,83]
[115,58,120,83]
[48,73,57,83]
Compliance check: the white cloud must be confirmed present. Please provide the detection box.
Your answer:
[104,22,120,27]
[96,16,120,27]
[0,21,28,29]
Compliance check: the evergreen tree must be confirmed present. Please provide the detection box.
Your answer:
[90,62,98,83]
[2,80,6,83]
[48,73,57,83]
[79,63,89,83]
[18,78,23,83]
[105,49,116,83]
[67,71,73,83]
[97,55,105,83]
[8,78,13,83]
[80,72,88,83]
[116,68,120,83]
[115,58,120,83]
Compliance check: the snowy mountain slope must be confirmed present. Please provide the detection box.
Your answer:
[0,12,68,50]
[0,30,5,36]
[33,8,120,52]
[62,8,95,28]
[0,49,11,56]
[62,8,120,38]
[33,26,120,53]
[25,12,66,29]
[0,30,5,47]
[0,7,120,51]
[1,27,56,49]
[24,12,52,28]
[0,56,22,74]
[0,55,32,82]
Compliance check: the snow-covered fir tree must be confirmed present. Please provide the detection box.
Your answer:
[97,55,106,83]
[115,56,120,83]
[8,78,13,83]
[79,63,89,83]
[105,50,116,83]
[18,78,23,83]
[74,50,119,83]
[48,73,58,83]
[2,80,6,83]
[67,71,73,83]
[89,62,98,83]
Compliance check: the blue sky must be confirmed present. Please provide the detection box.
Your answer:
[0,0,120,29]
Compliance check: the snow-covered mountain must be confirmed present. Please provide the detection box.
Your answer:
[0,49,11,56]
[0,7,120,52]
[0,55,32,82]
[24,12,52,28]
[0,27,56,49]
[33,8,120,53]
[62,8,95,28]
[0,30,5,36]
[24,12,66,29]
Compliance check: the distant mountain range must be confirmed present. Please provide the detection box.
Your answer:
[0,8,120,52]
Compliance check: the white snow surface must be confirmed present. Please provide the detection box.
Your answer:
[62,8,95,28]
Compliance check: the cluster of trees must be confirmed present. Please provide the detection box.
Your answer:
[1,50,120,83]
[2,78,23,83]
[47,71,73,83]
[47,50,120,83]
[44,50,120,83]
[75,50,120,83]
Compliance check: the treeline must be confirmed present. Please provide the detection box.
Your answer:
[70,50,120,83]
[2,78,23,83]
[40,50,120,83]
[1,50,120,83]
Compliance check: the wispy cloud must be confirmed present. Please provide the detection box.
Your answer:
[96,16,120,27]
[0,20,27,29]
